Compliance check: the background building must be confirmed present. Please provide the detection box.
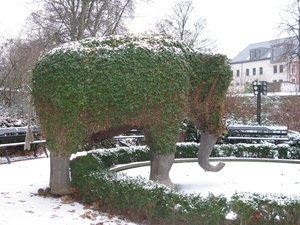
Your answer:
[229,37,299,93]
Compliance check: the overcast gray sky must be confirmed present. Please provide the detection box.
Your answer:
[130,0,287,58]
[0,0,288,58]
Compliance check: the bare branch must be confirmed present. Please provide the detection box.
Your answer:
[150,0,216,52]
[278,0,300,90]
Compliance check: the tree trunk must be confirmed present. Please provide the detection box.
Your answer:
[149,152,175,188]
[77,0,89,40]
[198,131,225,172]
[49,155,71,195]
[178,131,186,142]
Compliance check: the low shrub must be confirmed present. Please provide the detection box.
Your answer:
[70,156,230,224]
[69,154,106,203]
[214,143,300,159]
[175,142,199,158]
[86,143,300,168]
[70,143,300,224]
[231,192,300,224]
[89,146,150,168]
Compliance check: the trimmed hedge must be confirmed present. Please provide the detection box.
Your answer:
[85,143,300,168]
[232,192,300,224]
[213,143,300,159]
[70,143,300,224]
[70,155,229,224]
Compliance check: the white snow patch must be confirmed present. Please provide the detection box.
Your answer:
[46,34,193,57]
[0,157,137,225]
[122,161,300,198]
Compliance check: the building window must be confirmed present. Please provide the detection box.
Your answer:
[246,68,249,76]
[271,45,285,62]
[292,78,296,83]
[259,67,263,75]
[253,68,256,75]
[250,49,261,60]
[279,65,284,73]
[273,80,277,82]
[292,64,296,74]
[250,50,255,60]
[273,65,277,73]
[236,70,240,77]
[279,79,283,82]
[249,48,268,60]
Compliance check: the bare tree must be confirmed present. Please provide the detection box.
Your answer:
[28,0,135,43]
[0,0,137,105]
[149,0,216,52]
[0,38,43,106]
[278,0,300,90]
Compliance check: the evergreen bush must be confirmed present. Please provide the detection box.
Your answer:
[84,143,300,168]
[231,192,300,224]
[70,156,230,224]
[70,147,300,224]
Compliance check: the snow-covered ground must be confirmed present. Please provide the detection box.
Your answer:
[0,155,137,225]
[1,155,300,224]
[122,160,300,198]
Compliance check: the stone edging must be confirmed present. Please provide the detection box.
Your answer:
[110,157,300,172]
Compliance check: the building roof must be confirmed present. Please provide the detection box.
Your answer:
[230,37,298,64]
[231,41,270,63]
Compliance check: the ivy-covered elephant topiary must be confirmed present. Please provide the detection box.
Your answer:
[32,34,232,195]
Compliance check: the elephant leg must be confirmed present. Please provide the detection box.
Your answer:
[198,130,225,172]
[150,152,175,188]
[144,126,178,188]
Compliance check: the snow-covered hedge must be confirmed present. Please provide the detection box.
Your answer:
[80,142,300,168]
[70,155,229,224]
[213,143,300,159]
[232,192,300,224]
[70,147,300,224]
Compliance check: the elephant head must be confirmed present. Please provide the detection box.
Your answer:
[187,53,231,172]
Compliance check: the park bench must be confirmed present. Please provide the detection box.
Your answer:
[112,129,144,146]
[0,126,47,164]
[227,125,289,144]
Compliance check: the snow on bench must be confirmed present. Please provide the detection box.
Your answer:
[0,126,47,164]
[227,125,289,144]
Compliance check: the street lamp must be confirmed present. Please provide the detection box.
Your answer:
[252,81,268,125]
[261,81,268,95]
[252,81,259,95]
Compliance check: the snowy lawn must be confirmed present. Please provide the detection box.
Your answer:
[0,156,137,225]
[2,154,300,224]
[121,160,300,198]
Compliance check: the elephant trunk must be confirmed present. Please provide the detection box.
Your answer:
[198,130,225,172]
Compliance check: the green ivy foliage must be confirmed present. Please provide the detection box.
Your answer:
[188,53,232,135]
[32,34,232,157]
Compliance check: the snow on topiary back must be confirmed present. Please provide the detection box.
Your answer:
[48,34,191,54]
